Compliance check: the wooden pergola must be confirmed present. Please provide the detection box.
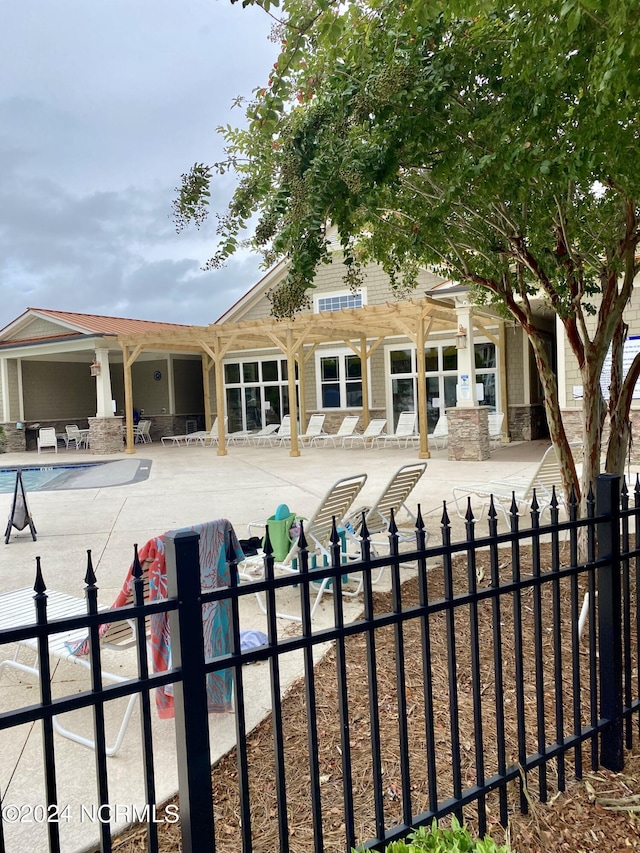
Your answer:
[117,295,506,458]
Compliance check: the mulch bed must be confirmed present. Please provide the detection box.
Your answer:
[112,543,640,852]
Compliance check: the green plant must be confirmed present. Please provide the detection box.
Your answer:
[353,817,510,853]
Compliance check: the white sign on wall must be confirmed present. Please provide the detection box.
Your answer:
[600,335,640,400]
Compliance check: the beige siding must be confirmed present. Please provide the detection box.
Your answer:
[7,318,68,341]
[506,326,525,406]
[22,362,95,420]
[236,256,446,321]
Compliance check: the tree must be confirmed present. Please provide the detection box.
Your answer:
[175,0,640,504]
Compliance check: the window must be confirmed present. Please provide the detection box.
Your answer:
[316,291,364,313]
[223,357,298,432]
[317,351,363,408]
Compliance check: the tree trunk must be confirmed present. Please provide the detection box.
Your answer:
[528,331,579,504]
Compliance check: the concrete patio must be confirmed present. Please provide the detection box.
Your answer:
[0,437,572,853]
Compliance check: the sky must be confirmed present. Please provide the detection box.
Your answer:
[0,0,280,331]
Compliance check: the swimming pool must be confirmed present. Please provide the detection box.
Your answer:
[0,460,152,493]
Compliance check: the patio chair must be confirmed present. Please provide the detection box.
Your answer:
[267,415,292,446]
[133,419,151,444]
[452,441,583,522]
[488,411,504,448]
[297,413,327,446]
[185,417,227,446]
[430,415,448,450]
[379,411,418,448]
[65,424,89,450]
[239,472,368,621]
[0,519,243,755]
[344,462,427,586]
[37,427,58,454]
[342,418,387,449]
[311,415,360,447]
[242,423,280,446]
[0,559,151,757]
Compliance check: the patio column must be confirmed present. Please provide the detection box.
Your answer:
[447,305,490,461]
[93,348,114,418]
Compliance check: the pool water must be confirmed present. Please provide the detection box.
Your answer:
[0,464,101,493]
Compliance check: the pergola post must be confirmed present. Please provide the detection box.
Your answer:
[286,328,300,458]
[416,317,430,459]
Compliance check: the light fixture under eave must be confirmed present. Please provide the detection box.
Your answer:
[455,325,468,350]
[90,361,101,377]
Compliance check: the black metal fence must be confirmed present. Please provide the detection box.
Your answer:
[0,473,638,853]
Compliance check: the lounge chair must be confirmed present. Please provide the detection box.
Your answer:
[379,411,418,448]
[160,419,210,446]
[0,554,151,756]
[297,413,327,446]
[342,418,387,449]
[430,415,448,449]
[452,442,583,521]
[311,415,359,447]
[250,423,281,445]
[239,472,368,621]
[267,415,292,446]
[488,411,504,448]
[0,519,243,755]
[344,462,427,586]
[185,417,228,446]
[37,427,58,454]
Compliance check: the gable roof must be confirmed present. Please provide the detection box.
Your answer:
[0,308,192,348]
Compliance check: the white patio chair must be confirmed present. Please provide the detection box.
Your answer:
[297,414,327,447]
[65,424,88,450]
[243,423,280,446]
[133,419,151,444]
[452,441,583,521]
[186,417,227,446]
[379,412,418,448]
[311,415,360,447]
[488,411,504,448]
[343,418,387,449]
[239,472,368,621]
[344,462,428,585]
[430,415,448,449]
[37,427,58,454]
[267,415,292,446]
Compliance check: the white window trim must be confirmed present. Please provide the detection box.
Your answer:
[314,288,367,313]
[315,347,370,410]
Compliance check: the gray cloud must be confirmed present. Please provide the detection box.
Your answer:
[0,0,276,329]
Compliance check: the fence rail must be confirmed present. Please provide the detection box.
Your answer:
[0,473,638,853]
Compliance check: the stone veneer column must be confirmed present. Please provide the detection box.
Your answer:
[88,417,124,454]
[1,424,26,453]
[447,406,490,461]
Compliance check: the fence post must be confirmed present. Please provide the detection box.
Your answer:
[165,529,215,853]
[596,474,624,772]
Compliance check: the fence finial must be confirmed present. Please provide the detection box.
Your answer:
[34,555,46,594]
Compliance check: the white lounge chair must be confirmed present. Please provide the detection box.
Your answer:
[430,415,448,449]
[37,427,58,454]
[161,420,207,446]
[379,412,418,448]
[186,417,228,446]
[488,411,504,448]
[345,462,428,577]
[267,415,292,446]
[297,414,327,447]
[452,442,583,521]
[245,424,280,446]
[240,472,368,621]
[342,418,387,448]
[0,559,151,757]
[311,415,360,447]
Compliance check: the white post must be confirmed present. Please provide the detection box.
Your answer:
[94,349,114,417]
[455,305,478,408]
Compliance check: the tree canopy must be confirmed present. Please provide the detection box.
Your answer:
[175,0,640,499]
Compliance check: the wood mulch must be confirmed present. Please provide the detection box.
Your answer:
[111,543,640,852]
